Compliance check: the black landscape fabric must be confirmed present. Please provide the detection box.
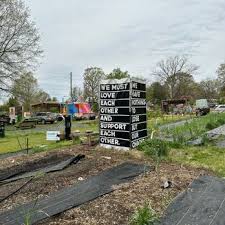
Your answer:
[0,154,85,184]
[0,162,150,225]
[0,150,26,160]
[159,176,225,225]
[0,154,73,182]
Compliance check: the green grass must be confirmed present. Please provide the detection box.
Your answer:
[2,112,225,186]
[170,146,225,176]
[148,114,193,130]
[0,132,74,154]
[0,120,99,154]
[160,113,225,143]
[0,115,187,155]
[144,112,225,177]
[130,202,159,225]
[3,113,225,178]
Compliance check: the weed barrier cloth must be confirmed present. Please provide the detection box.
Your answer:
[0,154,74,181]
[0,162,150,225]
[159,176,225,225]
[207,124,225,136]
[0,154,85,184]
[0,150,27,160]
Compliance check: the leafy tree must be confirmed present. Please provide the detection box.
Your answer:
[36,91,50,102]
[106,68,130,79]
[7,97,20,107]
[153,56,198,99]
[188,82,204,101]
[0,0,42,92]
[0,97,19,112]
[216,62,225,99]
[11,72,49,111]
[199,79,219,99]
[0,103,8,112]
[217,62,225,86]
[83,67,105,105]
[219,86,225,99]
[172,72,197,99]
[52,97,57,101]
[146,82,167,104]
[47,96,58,102]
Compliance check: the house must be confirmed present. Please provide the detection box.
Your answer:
[31,102,61,113]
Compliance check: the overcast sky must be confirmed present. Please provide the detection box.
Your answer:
[24,0,225,101]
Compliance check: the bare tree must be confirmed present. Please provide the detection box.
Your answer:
[217,62,225,87]
[83,67,105,105]
[0,0,42,92]
[153,55,198,99]
[35,90,50,103]
[72,86,83,101]
[199,79,219,99]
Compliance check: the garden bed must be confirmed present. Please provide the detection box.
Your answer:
[158,113,225,145]
[0,145,211,225]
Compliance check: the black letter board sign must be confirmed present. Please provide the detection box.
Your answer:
[99,78,147,150]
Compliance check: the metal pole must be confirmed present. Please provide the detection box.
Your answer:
[70,72,73,100]
[26,137,29,154]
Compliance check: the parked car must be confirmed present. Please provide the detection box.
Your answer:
[208,102,217,109]
[31,112,56,124]
[16,118,36,129]
[214,105,225,113]
[51,113,64,121]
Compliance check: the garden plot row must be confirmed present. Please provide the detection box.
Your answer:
[157,113,225,145]
[0,145,210,225]
[0,162,149,225]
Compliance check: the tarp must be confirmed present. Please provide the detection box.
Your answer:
[67,103,78,114]
[0,154,85,184]
[67,102,92,115]
[0,150,27,160]
[0,162,151,225]
[78,103,91,113]
[159,176,225,225]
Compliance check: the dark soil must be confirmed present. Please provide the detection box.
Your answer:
[0,145,213,225]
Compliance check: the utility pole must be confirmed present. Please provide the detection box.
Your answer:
[70,72,73,100]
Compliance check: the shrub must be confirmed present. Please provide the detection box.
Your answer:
[167,141,183,149]
[138,138,169,158]
[147,110,162,120]
[217,118,225,125]
[172,133,186,145]
[92,102,99,113]
[205,121,218,130]
[130,203,159,225]
[138,138,170,172]
[201,133,210,146]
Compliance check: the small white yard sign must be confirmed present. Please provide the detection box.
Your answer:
[46,131,60,141]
